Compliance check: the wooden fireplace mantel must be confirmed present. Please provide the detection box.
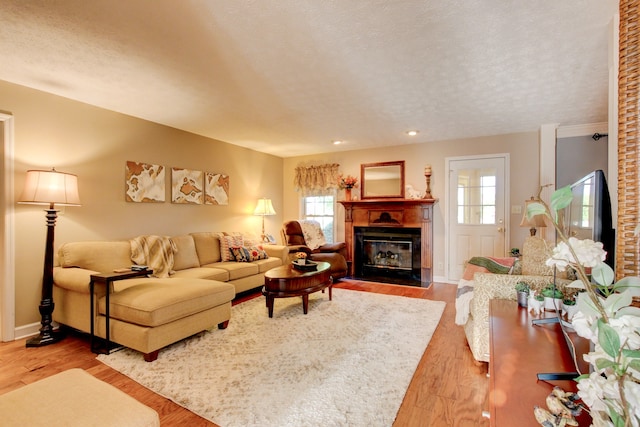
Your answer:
[338,198,438,285]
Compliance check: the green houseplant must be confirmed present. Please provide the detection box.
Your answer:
[541,283,563,311]
[562,296,578,321]
[515,282,530,307]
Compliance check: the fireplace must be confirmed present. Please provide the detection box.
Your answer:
[339,198,436,287]
[355,227,421,286]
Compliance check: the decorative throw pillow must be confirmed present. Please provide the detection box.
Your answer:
[230,245,269,262]
[219,233,244,262]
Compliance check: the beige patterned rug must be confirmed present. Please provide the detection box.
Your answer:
[97,288,445,427]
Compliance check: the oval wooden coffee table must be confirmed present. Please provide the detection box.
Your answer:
[263,261,332,318]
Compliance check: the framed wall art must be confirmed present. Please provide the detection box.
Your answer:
[204,172,229,205]
[125,161,166,203]
[171,168,203,204]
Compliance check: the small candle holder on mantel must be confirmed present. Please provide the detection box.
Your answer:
[424,165,433,199]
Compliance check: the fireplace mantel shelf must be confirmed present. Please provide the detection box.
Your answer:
[338,198,437,286]
[339,198,438,206]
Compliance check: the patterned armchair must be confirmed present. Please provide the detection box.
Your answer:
[281,220,348,280]
[459,237,575,363]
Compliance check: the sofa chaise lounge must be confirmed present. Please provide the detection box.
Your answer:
[53,232,287,361]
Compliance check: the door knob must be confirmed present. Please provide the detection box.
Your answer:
[497,227,504,232]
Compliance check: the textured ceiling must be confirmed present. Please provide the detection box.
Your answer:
[0,1,618,157]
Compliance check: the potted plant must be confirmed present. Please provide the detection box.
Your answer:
[562,297,577,321]
[514,282,530,307]
[510,247,521,258]
[541,284,563,311]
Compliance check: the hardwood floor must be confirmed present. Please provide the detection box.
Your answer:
[0,280,489,426]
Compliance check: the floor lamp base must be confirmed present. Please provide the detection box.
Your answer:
[26,329,64,347]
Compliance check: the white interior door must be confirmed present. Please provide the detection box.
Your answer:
[447,155,508,282]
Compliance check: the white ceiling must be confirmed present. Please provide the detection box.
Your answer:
[0,1,618,158]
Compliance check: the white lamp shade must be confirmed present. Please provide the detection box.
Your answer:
[19,169,81,206]
[254,198,276,216]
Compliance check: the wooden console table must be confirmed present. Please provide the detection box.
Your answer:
[489,299,591,426]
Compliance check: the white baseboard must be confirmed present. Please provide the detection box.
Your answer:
[433,275,458,285]
[14,321,60,341]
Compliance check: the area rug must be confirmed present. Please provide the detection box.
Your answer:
[97,288,445,427]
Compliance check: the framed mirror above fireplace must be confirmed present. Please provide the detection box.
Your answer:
[360,161,405,199]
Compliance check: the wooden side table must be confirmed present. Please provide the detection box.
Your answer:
[90,269,152,354]
[488,299,591,426]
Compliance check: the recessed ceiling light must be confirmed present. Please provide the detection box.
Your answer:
[332,140,343,145]
[406,130,419,136]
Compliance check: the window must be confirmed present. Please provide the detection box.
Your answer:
[457,168,497,225]
[302,195,335,243]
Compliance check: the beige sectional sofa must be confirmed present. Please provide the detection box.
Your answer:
[53,232,287,361]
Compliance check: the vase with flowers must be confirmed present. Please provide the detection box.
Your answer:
[527,186,640,427]
[338,174,358,201]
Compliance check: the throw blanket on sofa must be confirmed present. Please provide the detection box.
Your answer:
[454,256,516,325]
[299,220,327,250]
[130,235,177,278]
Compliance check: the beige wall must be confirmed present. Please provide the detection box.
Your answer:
[283,132,542,279]
[1,80,283,327]
[2,78,546,328]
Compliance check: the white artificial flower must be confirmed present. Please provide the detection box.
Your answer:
[625,380,640,427]
[577,372,613,412]
[583,346,614,371]
[572,311,598,343]
[609,315,640,349]
[546,237,606,271]
[591,411,615,427]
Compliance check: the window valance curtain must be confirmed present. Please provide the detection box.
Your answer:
[294,163,340,196]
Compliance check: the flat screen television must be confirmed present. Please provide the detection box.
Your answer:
[563,169,615,269]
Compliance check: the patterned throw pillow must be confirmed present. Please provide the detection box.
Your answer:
[230,245,269,262]
[219,233,244,262]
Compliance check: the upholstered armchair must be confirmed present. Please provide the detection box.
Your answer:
[281,220,348,280]
[459,236,576,363]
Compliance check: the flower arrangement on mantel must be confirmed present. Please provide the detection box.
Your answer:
[527,185,640,427]
[338,174,358,190]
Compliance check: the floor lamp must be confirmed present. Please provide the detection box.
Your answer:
[19,168,81,347]
[253,198,276,243]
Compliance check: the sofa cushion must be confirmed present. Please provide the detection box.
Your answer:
[230,245,269,262]
[219,233,243,262]
[171,267,230,282]
[190,232,222,265]
[58,241,131,273]
[171,235,201,271]
[205,261,259,280]
[253,257,283,273]
[99,279,235,327]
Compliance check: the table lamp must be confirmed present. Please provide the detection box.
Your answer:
[520,196,546,236]
[18,168,81,347]
[253,198,276,242]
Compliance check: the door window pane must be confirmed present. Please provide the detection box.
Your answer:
[457,168,497,225]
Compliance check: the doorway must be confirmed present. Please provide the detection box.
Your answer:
[446,154,509,282]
